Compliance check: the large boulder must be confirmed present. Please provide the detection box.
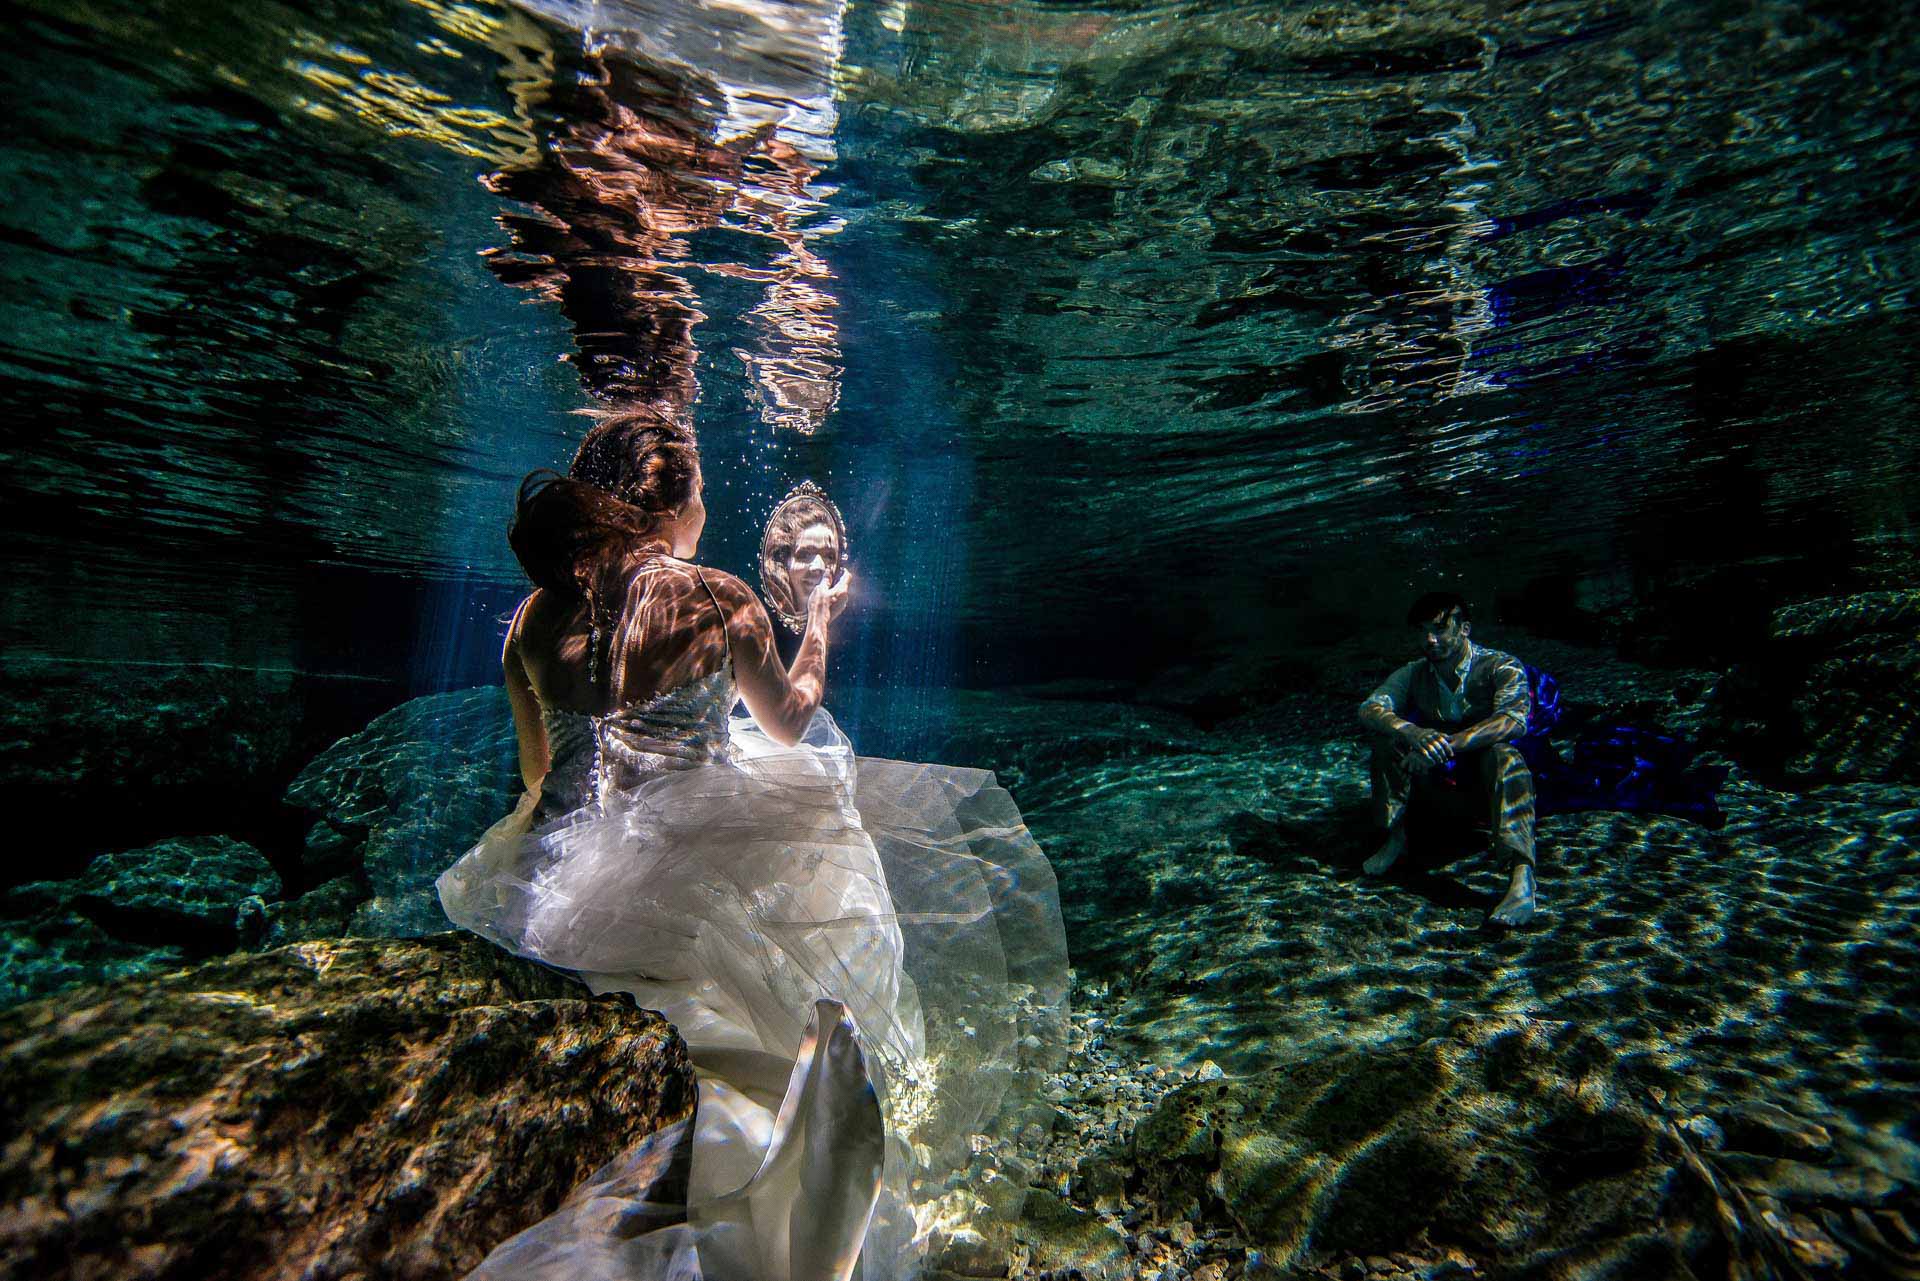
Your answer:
[1123,1016,1699,1273]
[0,914,183,1011]
[1,837,280,1008]
[0,662,402,886]
[256,875,365,949]
[0,934,696,1281]
[0,665,299,802]
[1704,590,1920,785]
[8,836,278,951]
[285,687,520,936]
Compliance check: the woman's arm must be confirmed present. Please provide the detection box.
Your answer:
[720,570,850,746]
[503,596,550,791]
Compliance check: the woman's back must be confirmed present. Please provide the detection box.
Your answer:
[514,556,741,814]
[515,554,733,716]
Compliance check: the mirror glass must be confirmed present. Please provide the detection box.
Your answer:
[757,482,847,634]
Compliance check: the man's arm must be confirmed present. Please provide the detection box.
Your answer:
[1358,662,1454,763]
[1357,662,1415,736]
[1446,656,1530,753]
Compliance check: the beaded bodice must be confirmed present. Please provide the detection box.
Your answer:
[534,664,737,822]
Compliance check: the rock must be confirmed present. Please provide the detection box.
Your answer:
[1713,1154,1901,1208]
[1718,1100,1833,1161]
[0,934,695,1281]
[1680,1114,1726,1150]
[0,665,299,803]
[1014,1188,1131,1278]
[1770,590,1920,644]
[1704,590,1920,784]
[12,836,278,952]
[0,913,184,1009]
[258,875,366,948]
[285,687,520,936]
[0,662,402,886]
[1,837,279,1009]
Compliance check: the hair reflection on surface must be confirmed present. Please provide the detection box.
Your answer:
[477,4,843,432]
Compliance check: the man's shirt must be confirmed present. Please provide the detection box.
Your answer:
[1363,641,1531,733]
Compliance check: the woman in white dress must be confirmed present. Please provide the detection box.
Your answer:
[437,412,1069,1280]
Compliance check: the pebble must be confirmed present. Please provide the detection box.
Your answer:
[1014,991,1250,1279]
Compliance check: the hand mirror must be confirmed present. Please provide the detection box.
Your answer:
[758,481,848,634]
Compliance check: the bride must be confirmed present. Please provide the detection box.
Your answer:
[437,412,1069,1280]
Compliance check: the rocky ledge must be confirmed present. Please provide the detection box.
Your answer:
[0,935,695,1281]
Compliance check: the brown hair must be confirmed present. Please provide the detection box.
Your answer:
[568,411,700,516]
[508,411,700,603]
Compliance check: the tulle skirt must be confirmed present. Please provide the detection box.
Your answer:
[436,709,1069,1280]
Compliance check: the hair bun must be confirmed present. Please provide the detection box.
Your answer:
[570,412,699,514]
[505,413,701,602]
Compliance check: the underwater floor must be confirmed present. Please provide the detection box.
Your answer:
[3,627,1916,1279]
[937,635,1920,1278]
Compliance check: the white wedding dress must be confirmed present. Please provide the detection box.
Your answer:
[436,624,1068,1280]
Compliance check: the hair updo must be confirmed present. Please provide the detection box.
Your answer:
[569,411,700,516]
[508,411,701,602]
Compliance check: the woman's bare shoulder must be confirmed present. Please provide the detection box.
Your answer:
[694,568,775,635]
[505,589,547,643]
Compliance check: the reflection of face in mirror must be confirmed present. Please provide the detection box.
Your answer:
[785,521,839,611]
[759,484,847,634]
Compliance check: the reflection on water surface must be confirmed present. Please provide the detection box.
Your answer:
[3,0,1911,674]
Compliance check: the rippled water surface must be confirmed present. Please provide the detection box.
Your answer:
[4,0,1914,682]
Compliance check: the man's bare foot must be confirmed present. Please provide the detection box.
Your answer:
[1364,831,1407,877]
[1488,863,1536,927]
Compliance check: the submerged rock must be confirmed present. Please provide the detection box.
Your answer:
[0,665,299,802]
[285,687,519,936]
[0,934,695,1281]
[1718,1100,1834,1162]
[0,662,402,886]
[1117,1017,1703,1274]
[1,837,279,1007]
[9,835,278,951]
[0,913,184,1010]
[1014,1189,1130,1278]
[1706,590,1920,785]
[257,874,366,948]
[1037,1014,1920,1280]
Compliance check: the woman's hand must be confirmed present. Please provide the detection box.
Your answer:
[808,569,852,628]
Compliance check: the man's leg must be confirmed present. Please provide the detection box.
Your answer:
[1365,737,1414,875]
[1475,743,1538,925]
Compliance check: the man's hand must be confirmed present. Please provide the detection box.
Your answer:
[1399,724,1455,767]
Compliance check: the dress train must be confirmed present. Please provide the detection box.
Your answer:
[437,685,1067,1281]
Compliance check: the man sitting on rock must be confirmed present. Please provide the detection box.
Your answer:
[1357,592,1539,927]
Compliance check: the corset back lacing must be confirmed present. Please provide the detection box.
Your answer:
[536,559,736,823]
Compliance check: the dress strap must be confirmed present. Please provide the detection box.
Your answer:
[694,566,734,672]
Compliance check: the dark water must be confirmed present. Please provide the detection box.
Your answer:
[1,0,1917,1272]
[5,0,1913,684]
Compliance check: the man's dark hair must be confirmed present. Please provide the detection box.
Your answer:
[1406,591,1471,626]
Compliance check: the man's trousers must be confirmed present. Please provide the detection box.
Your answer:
[1369,737,1536,868]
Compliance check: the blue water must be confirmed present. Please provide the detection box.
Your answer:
[1,0,1916,1274]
